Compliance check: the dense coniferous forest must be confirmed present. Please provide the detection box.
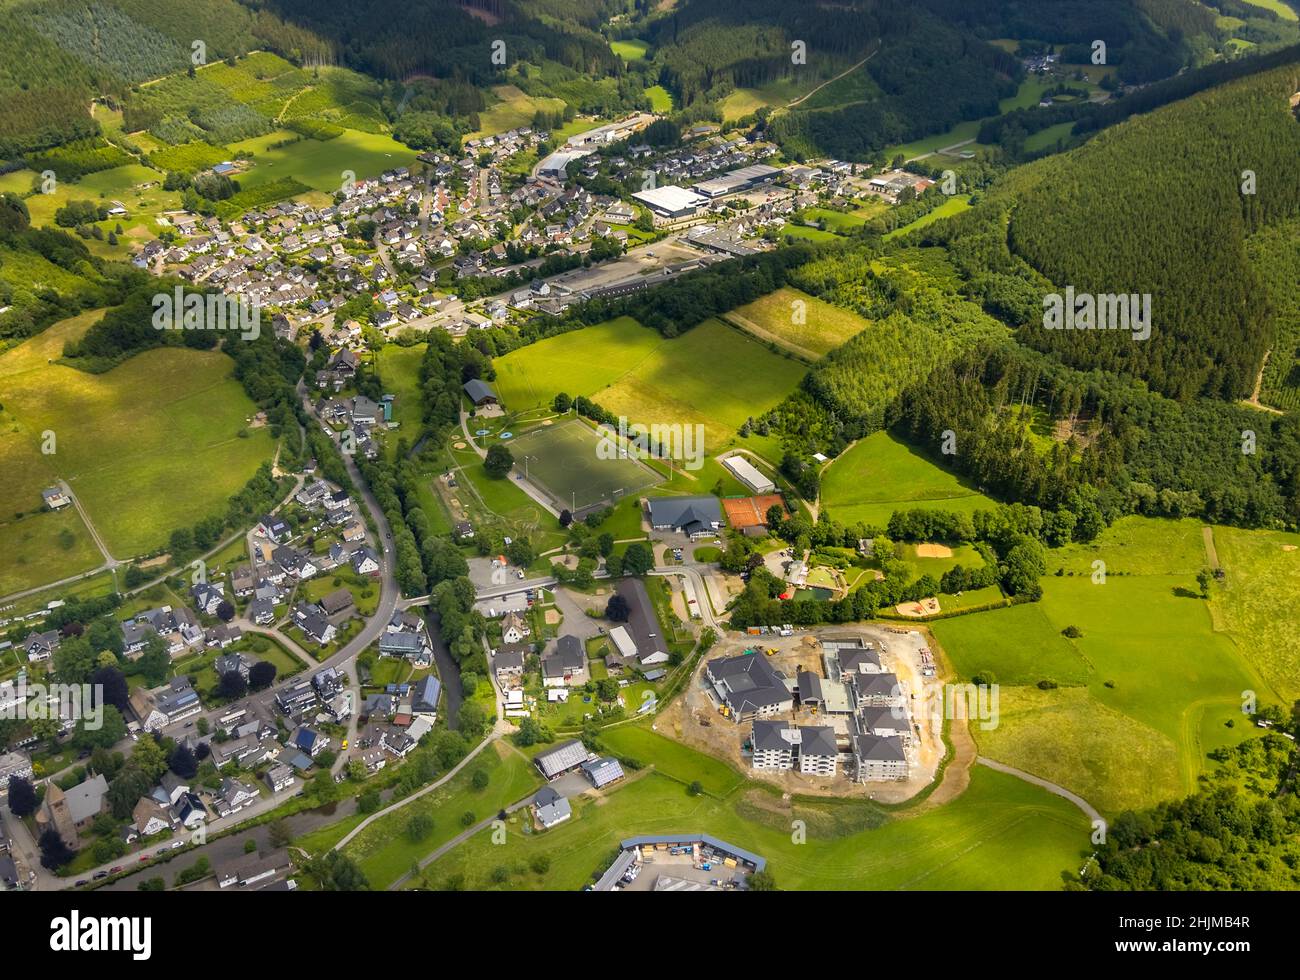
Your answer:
[915,63,1300,401]
[0,0,623,156]
[769,14,1018,161]
[1246,217,1300,411]
[893,339,1300,528]
[255,0,621,82]
[919,0,1209,83]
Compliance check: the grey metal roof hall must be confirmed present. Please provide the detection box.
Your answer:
[533,738,588,778]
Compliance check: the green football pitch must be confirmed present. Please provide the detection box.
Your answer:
[506,419,663,512]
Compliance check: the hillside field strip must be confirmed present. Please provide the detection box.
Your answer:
[725,287,871,360]
[0,311,276,561]
[933,517,1281,815]
[820,431,997,527]
[406,730,1089,891]
[227,128,418,194]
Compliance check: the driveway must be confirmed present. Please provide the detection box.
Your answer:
[551,587,605,642]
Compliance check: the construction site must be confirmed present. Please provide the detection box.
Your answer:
[651,624,950,803]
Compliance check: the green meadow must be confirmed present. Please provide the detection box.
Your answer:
[493,316,660,409]
[645,85,674,113]
[0,508,103,597]
[468,84,567,141]
[228,128,417,194]
[409,741,1088,891]
[1207,525,1300,703]
[372,343,426,458]
[0,311,276,561]
[896,541,987,581]
[820,431,997,527]
[935,517,1276,815]
[726,286,871,360]
[448,442,568,555]
[884,195,973,241]
[610,39,651,60]
[339,740,542,889]
[493,316,807,449]
[3,163,186,259]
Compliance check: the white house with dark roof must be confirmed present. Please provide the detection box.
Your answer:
[532,785,572,829]
[542,635,587,688]
[797,725,838,775]
[707,653,793,723]
[852,672,904,708]
[851,732,908,782]
[750,720,797,770]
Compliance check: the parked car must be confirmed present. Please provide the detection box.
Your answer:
[109,866,123,874]
[170,840,185,849]
[92,872,108,881]
[75,879,89,887]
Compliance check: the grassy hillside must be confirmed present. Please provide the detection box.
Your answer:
[0,310,276,562]
[935,517,1281,815]
[409,747,1089,891]
[821,431,997,527]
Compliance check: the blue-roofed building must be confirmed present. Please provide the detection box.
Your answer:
[581,757,626,789]
[290,726,328,758]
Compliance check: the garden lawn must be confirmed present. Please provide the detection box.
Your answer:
[373,343,426,458]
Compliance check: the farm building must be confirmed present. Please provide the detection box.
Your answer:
[581,757,626,789]
[534,738,589,779]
